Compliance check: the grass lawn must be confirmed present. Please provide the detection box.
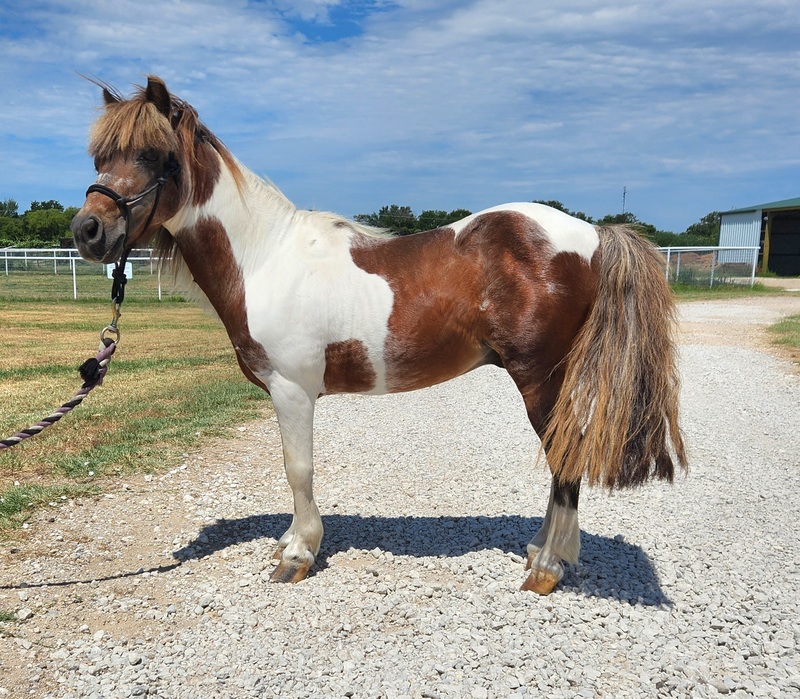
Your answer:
[768,314,800,350]
[0,269,269,530]
[669,280,782,301]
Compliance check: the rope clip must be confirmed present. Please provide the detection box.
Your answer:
[100,301,123,344]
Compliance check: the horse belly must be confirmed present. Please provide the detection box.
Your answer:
[383,321,490,393]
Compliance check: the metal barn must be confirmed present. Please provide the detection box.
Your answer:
[719,197,800,275]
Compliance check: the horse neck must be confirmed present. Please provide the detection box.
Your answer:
[169,152,295,261]
[164,153,295,322]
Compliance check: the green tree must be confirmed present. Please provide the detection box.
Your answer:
[23,207,72,245]
[355,204,418,235]
[416,209,473,230]
[0,216,25,244]
[534,200,594,222]
[445,209,472,224]
[595,211,639,226]
[417,210,450,231]
[683,211,720,244]
[29,199,64,212]
[0,198,18,217]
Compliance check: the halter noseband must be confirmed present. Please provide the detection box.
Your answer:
[85,153,180,304]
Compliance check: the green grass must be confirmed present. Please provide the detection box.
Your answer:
[769,314,800,349]
[0,263,184,303]
[0,273,271,531]
[0,483,101,530]
[670,281,781,300]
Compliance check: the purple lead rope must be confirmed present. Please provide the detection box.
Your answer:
[0,340,117,450]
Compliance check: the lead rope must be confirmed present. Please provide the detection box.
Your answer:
[2,153,176,451]
[0,262,128,451]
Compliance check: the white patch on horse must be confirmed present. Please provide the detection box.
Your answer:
[449,202,599,262]
[175,162,395,396]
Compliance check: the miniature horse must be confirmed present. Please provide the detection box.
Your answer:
[72,77,686,594]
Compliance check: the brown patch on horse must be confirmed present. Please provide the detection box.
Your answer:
[450,212,598,433]
[174,216,271,391]
[352,210,600,439]
[322,339,377,394]
[351,227,495,392]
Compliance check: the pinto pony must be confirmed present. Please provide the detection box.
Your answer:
[72,77,686,594]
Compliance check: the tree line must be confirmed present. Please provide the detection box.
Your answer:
[1,196,720,248]
[355,201,720,246]
[0,199,79,248]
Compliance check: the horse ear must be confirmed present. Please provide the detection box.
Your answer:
[102,88,120,106]
[145,76,172,118]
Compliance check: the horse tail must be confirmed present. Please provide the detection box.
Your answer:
[541,225,687,490]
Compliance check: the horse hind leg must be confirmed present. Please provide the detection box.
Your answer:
[509,365,582,594]
[522,477,581,594]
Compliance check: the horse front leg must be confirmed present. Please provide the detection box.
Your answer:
[268,377,323,584]
[522,477,580,594]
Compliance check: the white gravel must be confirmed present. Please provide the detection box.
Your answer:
[1,303,799,698]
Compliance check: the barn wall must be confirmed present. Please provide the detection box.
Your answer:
[719,210,761,263]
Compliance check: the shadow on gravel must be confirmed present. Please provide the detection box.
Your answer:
[173,513,671,607]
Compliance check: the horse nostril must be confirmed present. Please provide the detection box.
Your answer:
[79,215,102,243]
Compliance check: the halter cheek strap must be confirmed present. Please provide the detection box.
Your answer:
[85,154,181,304]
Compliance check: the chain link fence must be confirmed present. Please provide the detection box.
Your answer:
[657,246,760,287]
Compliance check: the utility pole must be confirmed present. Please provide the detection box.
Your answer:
[622,186,627,214]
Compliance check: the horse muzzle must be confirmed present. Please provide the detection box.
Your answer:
[71,211,126,264]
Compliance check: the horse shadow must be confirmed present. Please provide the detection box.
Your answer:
[173,513,672,607]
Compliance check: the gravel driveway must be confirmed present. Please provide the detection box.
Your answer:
[1,295,798,698]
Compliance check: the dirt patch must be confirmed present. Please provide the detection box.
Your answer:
[678,294,800,371]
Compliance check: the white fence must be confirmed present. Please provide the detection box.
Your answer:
[657,246,760,287]
[1,247,168,300]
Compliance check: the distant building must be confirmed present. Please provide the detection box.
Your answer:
[719,197,800,276]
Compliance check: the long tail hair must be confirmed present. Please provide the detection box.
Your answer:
[542,225,687,489]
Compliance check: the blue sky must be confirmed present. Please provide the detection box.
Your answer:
[1,0,799,232]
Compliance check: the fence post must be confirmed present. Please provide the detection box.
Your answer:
[709,249,717,288]
[665,248,671,281]
[71,259,77,300]
[750,247,758,287]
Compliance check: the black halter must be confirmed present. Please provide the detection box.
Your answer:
[85,154,181,304]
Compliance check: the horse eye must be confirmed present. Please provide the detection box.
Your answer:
[139,150,159,163]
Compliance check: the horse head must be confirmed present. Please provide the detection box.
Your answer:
[72,76,186,263]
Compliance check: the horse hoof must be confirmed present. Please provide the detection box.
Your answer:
[270,560,312,584]
[272,546,285,560]
[521,568,562,595]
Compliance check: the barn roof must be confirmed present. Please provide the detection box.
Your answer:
[722,196,800,215]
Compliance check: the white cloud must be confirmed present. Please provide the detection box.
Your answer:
[1,0,799,228]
